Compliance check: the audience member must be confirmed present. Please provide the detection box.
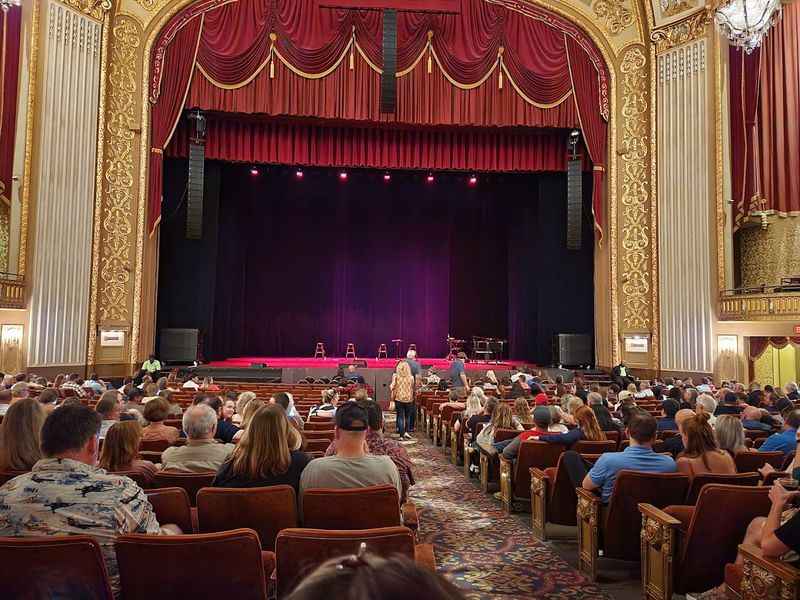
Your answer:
[234,391,257,425]
[0,398,45,471]
[741,405,774,432]
[161,405,234,472]
[759,409,800,455]
[476,403,522,453]
[182,375,201,390]
[657,399,680,432]
[547,405,569,433]
[60,373,87,398]
[496,406,555,458]
[271,392,303,430]
[213,404,311,494]
[221,398,236,422]
[10,381,29,403]
[695,393,718,426]
[454,389,484,433]
[36,387,59,413]
[588,393,621,432]
[141,397,180,444]
[300,402,402,502]
[310,388,339,419]
[83,373,105,394]
[715,392,743,416]
[96,390,122,439]
[786,382,800,402]
[99,420,158,483]
[715,414,751,457]
[512,397,532,426]
[199,395,241,443]
[390,360,416,440]
[0,404,178,596]
[447,353,469,390]
[466,397,497,440]
[675,412,735,479]
[532,405,606,448]
[662,408,695,458]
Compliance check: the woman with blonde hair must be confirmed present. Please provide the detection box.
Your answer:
[512,397,533,426]
[0,398,46,471]
[390,360,415,440]
[234,391,257,426]
[476,402,523,452]
[233,397,266,441]
[213,404,311,493]
[454,390,484,433]
[715,414,751,457]
[99,420,158,483]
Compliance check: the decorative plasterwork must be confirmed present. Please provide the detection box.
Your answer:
[660,0,694,17]
[620,46,651,331]
[58,0,113,21]
[593,0,635,35]
[651,8,711,53]
[98,15,139,323]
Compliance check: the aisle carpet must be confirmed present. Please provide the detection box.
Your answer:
[405,437,610,599]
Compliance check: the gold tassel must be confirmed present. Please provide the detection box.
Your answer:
[427,50,432,74]
[498,68,503,89]
[350,46,354,70]
[270,58,275,79]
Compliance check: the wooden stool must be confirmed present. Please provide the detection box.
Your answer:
[345,343,356,359]
[314,342,326,359]
[377,344,388,359]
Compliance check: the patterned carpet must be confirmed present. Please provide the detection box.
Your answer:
[404,436,611,599]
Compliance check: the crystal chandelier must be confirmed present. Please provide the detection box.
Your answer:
[714,0,783,53]
[1,0,22,12]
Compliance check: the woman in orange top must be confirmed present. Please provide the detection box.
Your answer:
[677,412,736,478]
[141,397,181,444]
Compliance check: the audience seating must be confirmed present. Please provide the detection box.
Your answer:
[111,469,152,489]
[303,422,334,431]
[138,450,163,463]
[573,440,618,454]
[304,438,331,453]
[639,484,771,599]
[116,528,271,600]
[304,430,334,441]
[152,471,216,506]
[684,472,760,504]
[498,441,566,513]
[725,544,800,600]
[448,412,464,465]
[139,439,172,452]
[530,452,586,540]
[302,485,418,533]
[734,451,784,473]
[145,487,195,534]
[275,527,434,598]
[576,471,690,581]
[478,429,522,493]
[0,535,113,599]
[196,485,298,551]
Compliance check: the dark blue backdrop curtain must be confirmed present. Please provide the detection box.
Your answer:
[157,159,594,362]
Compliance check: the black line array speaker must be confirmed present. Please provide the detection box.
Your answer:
[186,142,205,239]
[552,333,592,367]
[380,9,397,114]
[566,158,582,250]
[159,328,199,363]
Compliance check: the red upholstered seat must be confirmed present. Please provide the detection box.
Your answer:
[724,562,743,595]
[145,487,195,534]
[116,529,269,600]
[734,451,784,473]
[301,485,405,531]
[684,472,760,504]
[151,471,216,506]
[0,535,113,599]
[572,440,617,454]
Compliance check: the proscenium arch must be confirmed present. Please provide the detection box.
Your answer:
[120,0,644,369]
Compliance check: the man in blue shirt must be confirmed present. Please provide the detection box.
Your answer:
[447,353,468,389]
[657,399,680,432]
[561,411,677,503]
[759,410,800,455]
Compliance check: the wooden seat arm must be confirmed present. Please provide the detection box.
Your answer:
[499,455,512,467]
[530,467,547,479]
[414,543,437,571]
[739,543,800,582]
[401,502,419,531]
[638,503,682,528]
[576,487,602,505]
[576,487,601,581]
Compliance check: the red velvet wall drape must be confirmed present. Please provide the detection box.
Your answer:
[731,1,800,229]
[0,6,22,207]
[149,0,609,236]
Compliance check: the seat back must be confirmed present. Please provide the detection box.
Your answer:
[116,529,267,599]
[304,439,330,453]
[604,471,689,561]
[302,485,401,530]
[111,469,152,489]
[734,451,784,473]
[140,439,172,452]
[677,484,771,594]
[0,535,113,599]
[145,487,194,534]
[275,527,415,597]
[604,430,621,448]
[197,485,298,550]
[548,453,579,526]
[304,422,334,431]
[152,471,216,506]
[494,428,521,443]
[685,472,760,504]
[304,430,335,441]
[572,440,617,454]
[512,441,566,500]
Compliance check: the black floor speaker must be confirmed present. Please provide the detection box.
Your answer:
[552,333,592,367]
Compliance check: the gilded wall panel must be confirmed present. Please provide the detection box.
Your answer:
[739,217,800,288]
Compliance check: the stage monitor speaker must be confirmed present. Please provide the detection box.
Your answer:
[380,9,397,114]
[552,333,591,367]
[566,158,582,250]
[159,328,199,363]
[250,362,267,368]
[186,142,205,239]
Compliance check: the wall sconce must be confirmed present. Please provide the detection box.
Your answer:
[717,335,738,354]
[1,324,24,374]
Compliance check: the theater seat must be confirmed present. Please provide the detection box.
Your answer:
[116,528,270,600]
[304,439,330,453]
[139,439,172,452]
[302,485,418,533]
[529,451,581,540]
[498,440,565,514]
[0,535,113,599]
[197,485,298,550]
[478,428,520,493]
[684,472,760,504]
[151,471,216,506]
[275,527,433,598]
[734,451,784,473]
[145,487,195,534]
[111,469,152,489]
[725,544,800,600]
[572,440,617,454]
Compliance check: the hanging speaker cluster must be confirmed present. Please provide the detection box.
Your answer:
[186,110,207,240]
[566,130,582,251]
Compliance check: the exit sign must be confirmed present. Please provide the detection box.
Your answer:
[795,325,800,335]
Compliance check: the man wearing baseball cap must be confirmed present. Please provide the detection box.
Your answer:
[299,402,402,505]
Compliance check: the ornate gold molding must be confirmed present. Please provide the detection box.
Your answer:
[58,0,112,21]
[593,0,635,35]
[620,46,651,331]
[650,8,712,53]
[661,0,695,17]
[98,15,139,324]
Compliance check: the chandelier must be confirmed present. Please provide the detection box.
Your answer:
[714,0,783,53]
[1,0,22,12]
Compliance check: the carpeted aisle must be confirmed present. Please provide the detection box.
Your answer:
[404,437,610,599]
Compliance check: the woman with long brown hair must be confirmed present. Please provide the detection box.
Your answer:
[537,405,607,447]
[213,404,311,493]
[475,402,523,452]
[99,420,158,483]
[0,398,46,471]
[677,412,735,478]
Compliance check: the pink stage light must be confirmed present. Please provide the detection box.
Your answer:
[383,173,391,182]
[339,171,348,181]
[468,175,477,186]
[295,169,304,179]
[250,167,259,176]
[426,174,435,183]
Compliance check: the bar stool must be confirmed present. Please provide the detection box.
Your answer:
[314,342,326,359]
[345,343,357,359]
[377,344,388,359]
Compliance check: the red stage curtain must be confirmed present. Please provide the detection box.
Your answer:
[731,1,800,229]
[166,116,580,172]
[0,6,22,207]
[148,0,610,234]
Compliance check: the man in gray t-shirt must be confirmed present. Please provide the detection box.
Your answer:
[299,403,402,501]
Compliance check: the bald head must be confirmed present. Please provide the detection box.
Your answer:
[675,409,694,432]
[742,405,763,422]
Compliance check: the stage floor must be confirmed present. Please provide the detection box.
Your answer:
[208,356,520,371]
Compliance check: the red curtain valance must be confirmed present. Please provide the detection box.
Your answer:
[149,0,609,236]
[166,116,583,172]
[0,6,22,208]
[749,336,800,361]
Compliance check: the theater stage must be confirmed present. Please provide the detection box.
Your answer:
[207,356,519,370]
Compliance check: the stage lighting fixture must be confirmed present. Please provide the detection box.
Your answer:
[250,167,259,176]
[339,171,348,181]
[383,173,391,182]
[426,173,434,183]
[295,169,304,179]
[468,175,477,186]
